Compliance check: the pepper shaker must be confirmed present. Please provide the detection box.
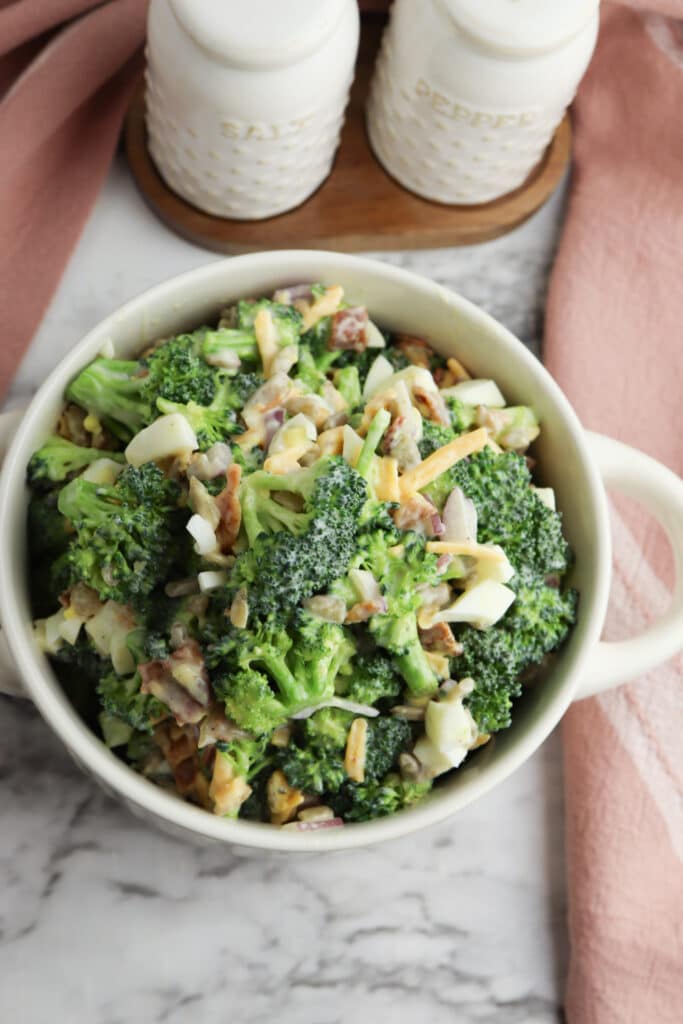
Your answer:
[146,0,360,220]
[367,0,599,206]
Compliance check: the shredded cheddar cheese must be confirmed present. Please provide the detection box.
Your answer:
[398,428,488,497]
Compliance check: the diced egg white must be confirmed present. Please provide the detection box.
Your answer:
[268,413,317,455]
[341,426,363,467]
[198,570,228,593]
[471,546,515,586]
[81,458,124,486]
[125,414,197,467]
[413,735,469,777]
[367,365,437,402]
[432,579,516,629]
[365,319,386,349]
[85,601,135,675]
[425,698,478,754]
[362,354,394,400]
[186,513,218,556]
[441,379,506,408]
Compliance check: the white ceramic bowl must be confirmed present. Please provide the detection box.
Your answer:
[2,252,683,852]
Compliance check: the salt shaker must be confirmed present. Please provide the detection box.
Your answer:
[146,0,359,220]
[367,0,599,206]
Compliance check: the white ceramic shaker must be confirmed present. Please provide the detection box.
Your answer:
[366,0,600,205]
[146,0,360,220]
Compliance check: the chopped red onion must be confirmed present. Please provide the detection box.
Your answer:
[431,514,445,536]
[436,554,452,574]
[285,817,345,832]
[264,407,286,447]
[291,697,381,720]
[273,283,314,304]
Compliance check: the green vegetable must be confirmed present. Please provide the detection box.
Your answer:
[235,299,303,350]
[332,774,432,822]
[97,670,165,733]
[210,613,355,734]
[358,531,441,696]
[57,463,183,607]
[363,717,412,781]
[424,447,571,583]
[460,581,578,733]
[340,652,401,707]
[201,327,259,365]
[231,456,368,617]
[156,371,261,450]
[66,358,153,434]
[333,366,361,409]
[27,436,124,487]
[278,745,347,795]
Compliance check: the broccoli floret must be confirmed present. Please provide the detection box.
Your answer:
[201,327,259,365]
[230,439,265,474]
[303,707,354,751]
[57,464,182,607]
[333,366,361,409]
[27,436,124,487]
[216,734,271,782]
[418,421,457,459]
[424,448,571,581]
[295,343,330,393]
[341,652,401,707]
[278,745,347,795]
[144,332,217,405]
[445,396,477,433]
[27,491,71,558]
[332,774,432,822]
[460,581,578,733]
[210,614,354,733]
[218,669,291,735]
[97,670,165,734]
[358,531,441,696]
[231,456,368,616]
[66,358,152,434]
[156,373,247,450]
[363,717,412,781]
[235,299,303,351]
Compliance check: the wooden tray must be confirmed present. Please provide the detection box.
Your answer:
[125,17,571,253]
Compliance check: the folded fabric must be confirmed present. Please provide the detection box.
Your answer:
[544,3,683,1021]
[0,0,149,401]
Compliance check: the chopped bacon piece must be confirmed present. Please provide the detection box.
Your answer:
[198,705,247,748]
[215,463,242,551]
[395,334,434,368]
[140,639,210,726]
[167,638,211,707]
[413,385,451,426]
[418,621,462,657]
[344,598,387,624]
[328,306,369,352]
[392,494,440,536]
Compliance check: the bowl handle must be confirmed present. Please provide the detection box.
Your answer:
[575,431,683,700]
[0,408,29,697]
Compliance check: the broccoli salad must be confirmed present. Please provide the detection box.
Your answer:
[27,283,577,830]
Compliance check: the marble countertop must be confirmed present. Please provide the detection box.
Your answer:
[1,156,570,1024]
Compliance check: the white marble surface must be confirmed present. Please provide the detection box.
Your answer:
[1,155,570,1024]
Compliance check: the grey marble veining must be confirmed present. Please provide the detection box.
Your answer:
[1,155,570,1023]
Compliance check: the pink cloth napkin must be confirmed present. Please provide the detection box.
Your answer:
[0,0,149,401]
[545,3,683,1021]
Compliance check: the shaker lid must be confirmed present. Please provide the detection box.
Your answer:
[441,0,599,56]
[170,0,348,69]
